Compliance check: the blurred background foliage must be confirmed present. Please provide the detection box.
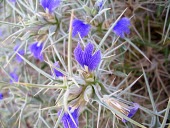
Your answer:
[0,0,170,128]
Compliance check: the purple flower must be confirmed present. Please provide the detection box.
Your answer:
[96,0,104,9]
[40,0,61,13]
[0,29,2,36]
[14,45,25,63]
[53,62,63,77]
[74,43,101,71]
[10,0,16,3]
[10,70,18,83]
[59,108,79,128]
[72,19,91,38]
[122,103,139,123]
[29,42,44,61]
[113,17,131,38]
[0,93,3,100]
[105,97,139,123]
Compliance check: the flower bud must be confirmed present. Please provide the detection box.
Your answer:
[84,85,93,102]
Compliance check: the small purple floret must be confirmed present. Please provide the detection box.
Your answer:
[0,30,2,36]
[0,93,3,100]
[40,0,61,13]
[59,108,79,128]
[72,19,91,38]
[96,0,104,9]
[113,17,131,38]
[122,103,139,123]
[53,62,63,77]
[74,43,101,71]
[14,45,25,63]
[10,0,16,3]
[10,71,19,83]
[29,42,44,61]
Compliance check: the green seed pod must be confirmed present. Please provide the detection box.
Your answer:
[67,84,83,101]
[84,85,93,102]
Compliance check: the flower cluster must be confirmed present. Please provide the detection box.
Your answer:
[10,42,44,83]
[6,1,139,127]
[55,43,101,128]
[72,17,131,39]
